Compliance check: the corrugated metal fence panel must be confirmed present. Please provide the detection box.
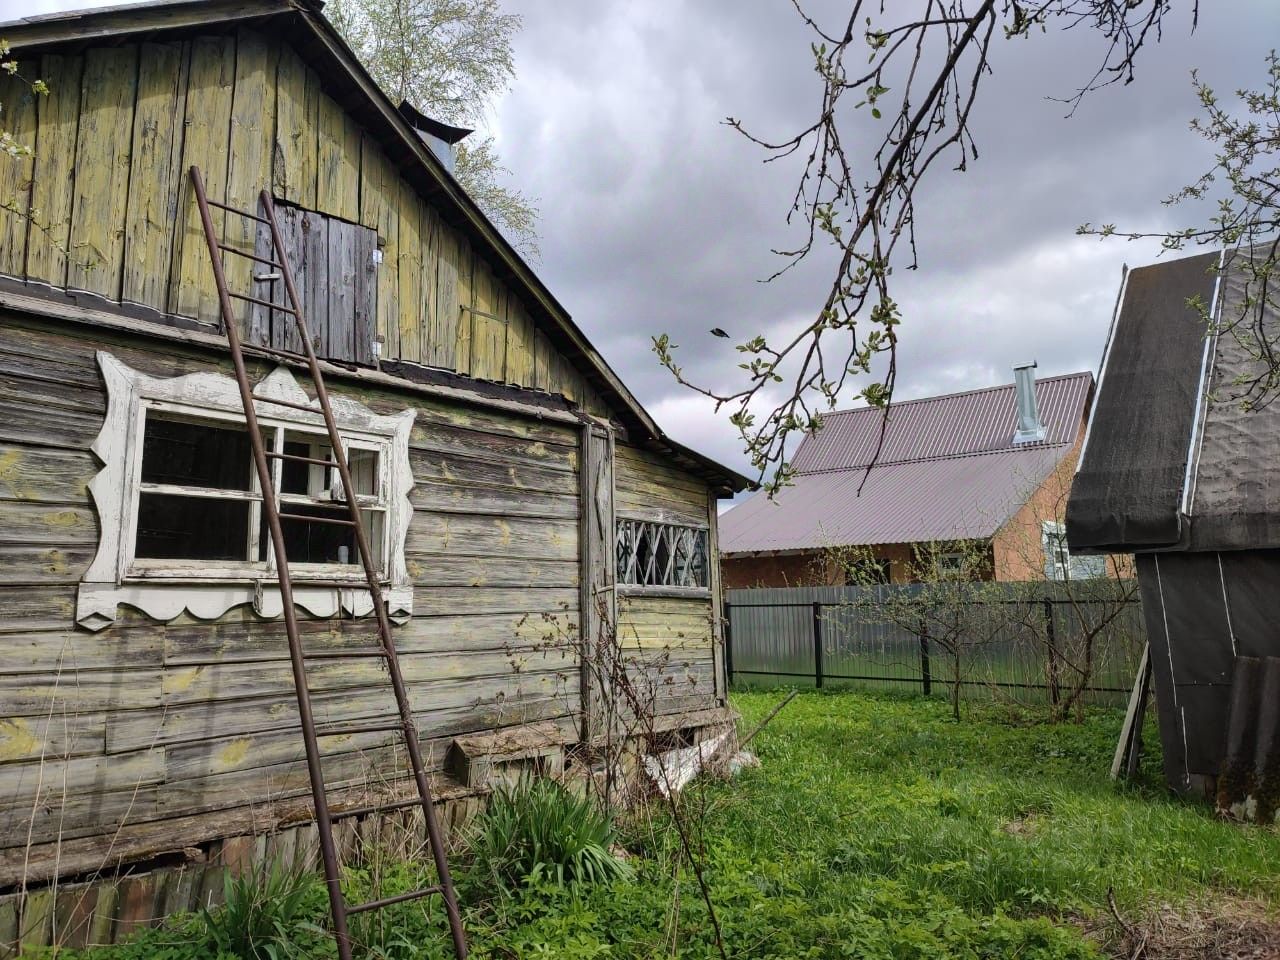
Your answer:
[726,584,1147,706]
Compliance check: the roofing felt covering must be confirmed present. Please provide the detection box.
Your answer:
[1067,247,1280,554]
[720,371,1093,554]
[1065,252,1219,552]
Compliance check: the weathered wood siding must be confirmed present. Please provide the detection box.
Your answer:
[0,314,582,873]
[614,443,720,716]
[0,30,605,412]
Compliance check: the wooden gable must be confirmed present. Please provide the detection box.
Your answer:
[0,29,606,412]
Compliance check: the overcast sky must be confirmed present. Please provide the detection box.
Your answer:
[15,0,1280,480]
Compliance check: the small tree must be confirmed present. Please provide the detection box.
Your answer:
[328,0,539,254]
[835,538,1007,721]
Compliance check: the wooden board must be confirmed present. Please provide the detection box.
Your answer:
[223,30,278,322]
[169,36,236,322]
[395,181,422,363]
[66,46,138,299]
[122,42,187,308]
[272,45,318,208]
[26,54,84,287]
[359,137,398,357]
[316,90,359,222]
[0,60,37,278]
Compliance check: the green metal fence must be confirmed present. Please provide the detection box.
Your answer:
[725,582,1146,708]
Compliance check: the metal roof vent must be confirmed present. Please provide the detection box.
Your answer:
[1012,360,1046,445]
[397,101,472,175]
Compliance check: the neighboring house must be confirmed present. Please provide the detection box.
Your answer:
[720,365,1107,587]
[1067,248,1280,805]
[0,0,750,941]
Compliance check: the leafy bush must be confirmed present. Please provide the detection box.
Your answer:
[467,777,632,892]
[199,862,325,960]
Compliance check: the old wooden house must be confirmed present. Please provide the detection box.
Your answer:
[0,0,748,946]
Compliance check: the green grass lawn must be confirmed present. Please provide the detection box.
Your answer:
[64,689,1280,959]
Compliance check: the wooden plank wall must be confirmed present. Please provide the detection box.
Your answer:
[613,443,720,717]
[0,316,583,875]
[0,30,607,414]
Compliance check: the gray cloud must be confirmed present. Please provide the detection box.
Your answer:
[496,1,1277,475]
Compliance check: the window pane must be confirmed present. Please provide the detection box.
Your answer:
[347,448,380,497]
[142,416,253,491]
[271,504,383,569]
[280,433,335,497]
[135,493,251,560]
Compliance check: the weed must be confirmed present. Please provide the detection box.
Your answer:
[466,776,632,895]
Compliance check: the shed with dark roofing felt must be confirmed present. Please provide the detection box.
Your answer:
[1065,247,1280,802]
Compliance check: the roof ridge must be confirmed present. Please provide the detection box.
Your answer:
[817,370,1093,420]
[793,440,1073,476]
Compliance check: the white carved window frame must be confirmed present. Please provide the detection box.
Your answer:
[76,351,416,631]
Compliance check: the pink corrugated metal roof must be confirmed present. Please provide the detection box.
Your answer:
[791,372,1093,473]
[720,372,1093,553]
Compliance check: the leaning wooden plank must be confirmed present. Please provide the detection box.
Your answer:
[26,53,83,287]
[272,46,318,208]
[396,180,422,363]
[316,90,358,222]
[169,36,236,322]
[1111,643,1152,780]
[0,61,36,278]
[66,45,138,299]
[122,42,186,310]
[223,30,278,330]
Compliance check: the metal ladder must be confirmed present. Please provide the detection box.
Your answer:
[188,166,468,960]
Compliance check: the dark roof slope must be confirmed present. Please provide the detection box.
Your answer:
[1068,247,1280,553]
[0,0,751,494]
[721,371,1093,554]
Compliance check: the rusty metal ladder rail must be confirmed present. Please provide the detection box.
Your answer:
[187,166,468,960]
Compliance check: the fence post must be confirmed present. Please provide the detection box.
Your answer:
[723,601,734,689]
[919,618,931,697]
[812,601,824,689]
[1043,598,1060,709]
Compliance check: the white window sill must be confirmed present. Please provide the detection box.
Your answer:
[616,584,712,600]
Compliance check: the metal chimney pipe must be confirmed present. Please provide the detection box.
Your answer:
[1012,361,1046,444]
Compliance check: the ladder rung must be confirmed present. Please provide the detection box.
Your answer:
[216,242,284,269]
[347,886,443,915]
[316,722,408,737]
[229,290,297,314]
[304,649,389,660]
[278,512,356,527]
[294,579,377,589]
[267,450,335,467]
[330,795,425,822]
[204,197,272,224]
[254,395,318,414]
[245,344,308,363]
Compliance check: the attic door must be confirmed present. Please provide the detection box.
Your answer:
[244,205,377,365]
